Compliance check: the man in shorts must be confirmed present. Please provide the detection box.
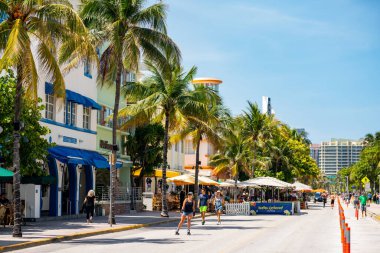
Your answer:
[198,188,209,225]
[359,193,368,218]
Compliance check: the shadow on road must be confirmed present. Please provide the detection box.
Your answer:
[66,237,188,245]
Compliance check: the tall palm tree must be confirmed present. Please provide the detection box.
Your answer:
[0,0,96,237]
[80,0,179,222]
[171,87,227,204]
[240,102,275,177]
[210,124,252,201]
[118,57,207,217]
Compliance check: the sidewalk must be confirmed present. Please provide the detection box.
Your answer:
[367,203,380,221]
[0,211,183,252]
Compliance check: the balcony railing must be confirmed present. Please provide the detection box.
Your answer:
[96,186,142,202]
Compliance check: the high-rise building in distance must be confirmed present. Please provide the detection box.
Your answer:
[319,139,364,177]
[310,144,321,168]
[262,96,274,115]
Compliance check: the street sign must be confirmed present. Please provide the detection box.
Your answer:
[365,183,371,192]
[361,176,370,184]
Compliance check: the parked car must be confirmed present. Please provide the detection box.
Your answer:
[314,192,323,202]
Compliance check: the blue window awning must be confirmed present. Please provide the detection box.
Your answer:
[45,82,101,110]
[48,146,123,169]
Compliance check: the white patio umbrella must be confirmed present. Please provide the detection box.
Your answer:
[292,181,312,192]
[243,177,292,188]
[198,176,219,186]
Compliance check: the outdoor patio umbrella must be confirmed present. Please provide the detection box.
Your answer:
[243,177,287,188]
[292,181,312,192]
[312,188,327,193]
[0,167,13,183]
[167,174,195,185]
[219,181,235,187]
[198,176,219,186]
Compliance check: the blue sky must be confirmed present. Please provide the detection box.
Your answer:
[163,0,380,143]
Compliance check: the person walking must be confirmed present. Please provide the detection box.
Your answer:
[214,190,224,225]
[330,194,335,209]
[322,192,327,208]
[198,188,208,225]
[82,190,96,224]
[359,192,368,218]
[175,192,195,235]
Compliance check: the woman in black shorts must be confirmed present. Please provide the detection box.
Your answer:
[175,192,195,235]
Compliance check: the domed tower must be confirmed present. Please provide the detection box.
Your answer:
[191,77,222,92]
[183,77,225,179]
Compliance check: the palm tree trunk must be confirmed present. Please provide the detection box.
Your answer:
[110,64,122,224]
[13,64,23,237]
[161,111,170,217]
[194,137,201,208]
[234,177,238,203]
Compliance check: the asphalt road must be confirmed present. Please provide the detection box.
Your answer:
[11,202,380,253]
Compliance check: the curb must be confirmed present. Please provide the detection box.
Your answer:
[367,210,380,222]
[0,213,214,252]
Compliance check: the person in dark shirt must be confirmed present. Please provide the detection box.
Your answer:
[83,190,96,223]
[0,193,10,205]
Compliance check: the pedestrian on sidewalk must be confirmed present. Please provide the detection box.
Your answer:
[198,188,209,225]
[322,192,327,208]
[359,192,368,218]
[176,192,195,235]
[82,190,96,224]
[330,194,335,209]
[214,190,224,225]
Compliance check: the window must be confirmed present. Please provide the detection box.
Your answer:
[0,183,5,194]
[83,106,91,129]
[98,106,114,128]
[127,72,136,82]
[64,101,76,126]
[45,94,54,120]
[84,60,92,78]
[185,141,195,154]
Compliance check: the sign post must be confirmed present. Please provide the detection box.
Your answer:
[362,177,370,192]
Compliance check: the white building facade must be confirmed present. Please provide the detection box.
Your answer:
[319,139,364,177]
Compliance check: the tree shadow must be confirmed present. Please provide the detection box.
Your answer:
[66,237,188,245]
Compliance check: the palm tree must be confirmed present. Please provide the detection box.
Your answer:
[118,57,207,217]
[80,0,180,222]
[240,102,275,177]
[0,0,96,237]
[210,124,252,201]
[171,87,228,204]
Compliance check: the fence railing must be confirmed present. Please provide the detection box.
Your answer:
[96,186,142,202]
[225,202,250,216]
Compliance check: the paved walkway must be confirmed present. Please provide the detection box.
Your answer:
[367,202,380,219]
[0,211,181,248]
[340,200,380,253]
[10,202,355,253]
